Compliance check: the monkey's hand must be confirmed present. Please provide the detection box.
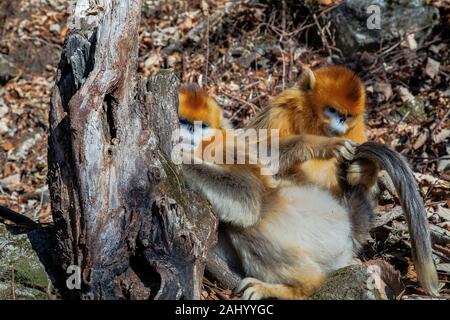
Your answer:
[325,138,357,162]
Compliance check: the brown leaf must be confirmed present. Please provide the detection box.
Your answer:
[1,142,15,151]
[364,260,405,299]
[412,131,429,150]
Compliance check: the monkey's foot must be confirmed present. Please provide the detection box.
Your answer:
[236,277,307,300]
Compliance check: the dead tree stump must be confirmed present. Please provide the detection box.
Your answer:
[48,0,217,300]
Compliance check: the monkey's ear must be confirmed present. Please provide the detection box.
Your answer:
[299,67,316,92]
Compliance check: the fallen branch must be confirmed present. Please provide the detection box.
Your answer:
[0,205,38,228]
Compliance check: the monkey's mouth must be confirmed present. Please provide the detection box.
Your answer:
[324,126,342,137]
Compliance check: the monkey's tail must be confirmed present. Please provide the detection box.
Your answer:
[354,142,439,296]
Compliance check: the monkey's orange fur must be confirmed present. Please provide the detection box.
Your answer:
[177,73,439,299]
[254,66,366,142]
[178,84,358,300]
[178,85,226,163]
[249,65,368,195]
[179,85,224,129]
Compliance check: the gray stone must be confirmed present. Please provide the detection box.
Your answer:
[425,57,440,79]
[330,0,439,57]
[310,265,383,300]
[0,54,17,85]
[49,23,61,34]
[0,173,21,187]
[437,158,450,173]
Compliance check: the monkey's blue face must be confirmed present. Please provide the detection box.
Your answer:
[323,106,353,137]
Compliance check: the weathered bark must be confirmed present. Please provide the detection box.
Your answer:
[48,0,217,300]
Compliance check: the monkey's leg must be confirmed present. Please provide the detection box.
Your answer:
[345,159,380,250]
[277,134,356,176]
[236,276,324,300]
[343,186,375,250]
[346,158,380,190]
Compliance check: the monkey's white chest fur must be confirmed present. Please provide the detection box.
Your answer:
[235,184,354,284]
[273,185,352,268]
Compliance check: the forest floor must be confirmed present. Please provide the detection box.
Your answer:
[0,0,449,299]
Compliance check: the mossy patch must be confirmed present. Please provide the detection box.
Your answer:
[0,224,49,299]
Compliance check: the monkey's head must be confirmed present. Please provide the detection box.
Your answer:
[178,84,226,150]
[178,84,224,130]
[299,66,366,137]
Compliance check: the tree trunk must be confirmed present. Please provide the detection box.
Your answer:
[48,0,217,300]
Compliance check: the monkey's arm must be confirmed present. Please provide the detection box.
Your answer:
[276,134,356,176]
[182,161,265,228]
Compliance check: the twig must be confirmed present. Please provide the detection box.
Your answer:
[249,93,268,105]
[205,7,210,85]
[390,110,410,138]
[11,267,15,300]
[278,46,286,90]
[219,89,259,114]
[430,108,450,138]
[312,14,332,57]
[280,0,286,42]
[318,2,343,16]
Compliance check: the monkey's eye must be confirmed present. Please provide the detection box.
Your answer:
[327,107,337,114]
[346,115,353,120]
[201,122,209,129]
[179,118,191,126]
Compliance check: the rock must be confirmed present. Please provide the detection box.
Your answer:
[144,53,161,69]
[330,0,439,57]
[425,58,440,79]
[0,224,49,299]
[433,128,450,144]
[379,190,393,204]
[437,206,450,222]
[397,86,415,103]
[374,82,393,101]
[0,103,7,118]
[226,83,240,91]
[0,54,17,85]
[310,262,403,300]
[437,158,450,173]
[0,118,9,135]
[359,51,376,66]
[310,265,384,300]
[405,33,418,51]
[429,43,446,54]
[396,86,425,120]
[436,263,450,274]
[49,23,61,34]
[0,173,21,187]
